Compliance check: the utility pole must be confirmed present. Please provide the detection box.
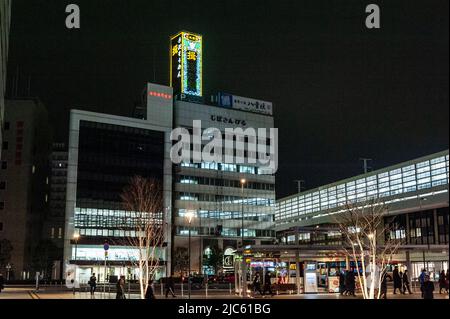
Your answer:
[293,179,305,193]
[359,158,372,174]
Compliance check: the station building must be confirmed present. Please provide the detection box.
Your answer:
[240,150,449,293]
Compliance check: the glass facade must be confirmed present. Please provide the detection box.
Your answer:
[276,152,449,223]
[74,120,165,240]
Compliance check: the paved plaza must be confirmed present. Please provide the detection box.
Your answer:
[0,285,448,300]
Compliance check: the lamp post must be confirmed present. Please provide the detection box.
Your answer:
[185,210,196,300]
[73,233,80,261]
[6,263,11,281]
[418,197,429,271]
[240,178,247,298]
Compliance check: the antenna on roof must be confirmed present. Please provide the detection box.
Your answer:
[359,158,372,174]
[293,179,305,193]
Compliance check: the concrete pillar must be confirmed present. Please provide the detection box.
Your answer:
[405,213,410,245]
[433,209,439,245]
[405,250,412,273]
[345,255,350,270]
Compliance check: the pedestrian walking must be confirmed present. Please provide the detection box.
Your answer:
[165,275,176,298]
[252,273,263,296]
[379,270,392,299]
[393,266,402,294]
[402,270,412,294]
[438,270,446,294]
[419,269,427,298]
[339,269,346,296]
[263,272,274,296]
[345,269,356,296]
[116,275,126,299]
[422,275,434,299]
[446,269,449,294]
[0,273,4,293]
[88,273,97,296]
[145,279,156,299]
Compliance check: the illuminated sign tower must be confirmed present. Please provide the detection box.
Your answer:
[170,31,203,97]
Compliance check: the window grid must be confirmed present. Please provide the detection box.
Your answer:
[276,154,449,221]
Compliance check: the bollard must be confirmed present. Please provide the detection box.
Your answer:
[181,281,184,298]
[205,282,208,298]
[229,282,232,295]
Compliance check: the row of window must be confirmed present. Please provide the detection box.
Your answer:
[176,209,274,222]
[180,162,272,175]
[277,208,449,246]
[177,175,275,191]
[176,226,274,238]
[176,192,275,206]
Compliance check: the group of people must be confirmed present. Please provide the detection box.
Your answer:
[252,272,275,297]
[379,267,412,299]
[337,266,449,299]
[86,273,157,299]
[338,268,356,296]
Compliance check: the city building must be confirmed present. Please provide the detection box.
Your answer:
[239,150,448,293]
[63,90,173,283]
[41,142,68,280]
[0,0,12,160]
[0,98,51,279]
[170,99,276,276]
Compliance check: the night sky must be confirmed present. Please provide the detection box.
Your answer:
[6,0,449,199]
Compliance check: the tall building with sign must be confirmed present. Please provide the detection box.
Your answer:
[62,30,275,281]
[170,31,203,98]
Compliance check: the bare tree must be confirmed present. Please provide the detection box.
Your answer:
[335,199,401,299]
[121,176,165,299]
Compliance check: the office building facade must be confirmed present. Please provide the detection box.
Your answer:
[172,99,276,275]
[64,84,173,282]
[0,98,51,279]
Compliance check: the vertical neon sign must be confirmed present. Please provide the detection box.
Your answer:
[170,31,202,97]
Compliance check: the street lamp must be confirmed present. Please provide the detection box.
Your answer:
[240,178,247,298]
[5,263,11,281]
[73,233,80,261]
[240,179,246,247]
[185,210,196,300]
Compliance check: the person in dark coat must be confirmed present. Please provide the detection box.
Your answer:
[165,276,176,298]
[446,269,450,293]
[145,279,156,299]
[439,270,446,294]
[263,272,274,296]
[379,270,392,299]
[402,270,412,294]
[0,273,4,293]
[252,273,263,296]
[392,266,402,294]
[345,269,356,296]
[88,273,97,296]
[116,276,126,299]
[339,268,346,296]
[422,275,434,299]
